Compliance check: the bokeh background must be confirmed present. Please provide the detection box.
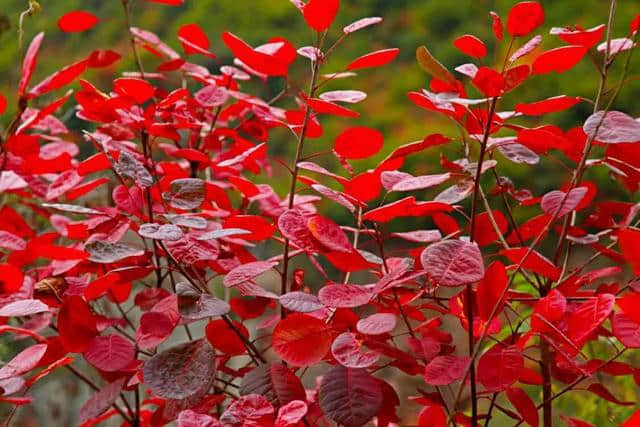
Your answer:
[1,0,639,425]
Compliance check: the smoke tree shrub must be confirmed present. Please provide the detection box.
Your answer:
[0,0,639,426]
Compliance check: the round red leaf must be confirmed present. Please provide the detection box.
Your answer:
[205,319,249,356]
[272,313,332,366]
[0,263,24,294]
[334,126,384,160]
[420,240,485,287]
[357,313,397,335]
[57,11,99,33]
[84,334,135,372]
[303,0,339,32]
[477,345,524,391]
[307,215,352,253]
[453,35,487,59]
[506,1,545,37]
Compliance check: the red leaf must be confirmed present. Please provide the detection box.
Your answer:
[331,332,379,368]
[275,400,307,426]
[278,209,321,252]
[307,214,352,252]
[363,196,452,222]
[472,210,508,246]
[306,97,359,118]
[83,334,135,372]
[113,77,154,104]
[617,292,640,326]
[223,261,276,287]
[472,66,505,97]
[334,126,384,160]
[206,319,249,355]
[87,49,121,68]
[517,126,567,154]
[279,291,323,313]
[540,186,588,218]
[222,32,290,76]
[0,94,6,115]
[567,293,614,344]
[0,299,49,317]
[612,313,640,347]
[532,46,588,75]
[619,228,640,275]
[418,405,447,427]
[476,261,509,321]
[453,35,487,59]
[78,379,125,424]
[420,240,485,287]
[343,17,383,34]
[423,355,470,385]
[319,90,367,104]
[143,339,215,399]
[389,172,450,192]
[57,11,99,33]
[272,313,332,366]
[67,177,110,200]
[622,409,640,427]
[531,289,566,333]
[506,387,539,427]
[303,0,339,32]
[28,60,88,98]
[146,0,184,4]
[0,344,47,379]
[515,95,581,116]
[240,363,306,407]
[318,284,372,308]
[490,11,503,40]
[0,263,24,293]
[136,311,175,350]
[586,383,634,406]
[18,32,44,97]
[500,248,561,281]
[477,345,524,391]
[551,24,605,49]
[343,171,382,203]
[78,152,111,176]
[223,215,275,241]
[583,111,640,144]
[506,1,545,37]
[178,23,215,58]
[58,296,98,353]
[347,48,400,71]
[357,313,396,335]
[319,366,382,427]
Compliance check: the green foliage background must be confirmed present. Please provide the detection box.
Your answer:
[0,0,639,425]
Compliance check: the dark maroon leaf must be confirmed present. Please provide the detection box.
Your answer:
[240,364,306,407]
[319,366,382,427]
[143,339,215,399]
